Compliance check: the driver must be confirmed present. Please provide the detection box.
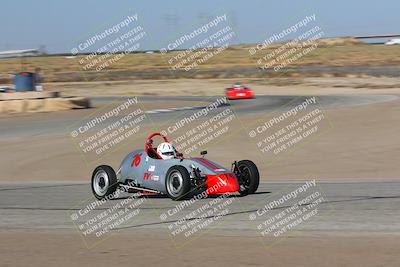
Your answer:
[157,142,176,160]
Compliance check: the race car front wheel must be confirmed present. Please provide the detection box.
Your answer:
[165,166,191,201]
[91,165,118,200]
[236,160,260,196]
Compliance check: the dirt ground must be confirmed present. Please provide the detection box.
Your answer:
[1,231,399,267]
[0,91,399,182]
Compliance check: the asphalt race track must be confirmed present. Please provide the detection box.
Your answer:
[0,181,399,235]
[0,94,399,238]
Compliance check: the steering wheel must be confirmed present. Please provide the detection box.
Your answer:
[145,133,169,159]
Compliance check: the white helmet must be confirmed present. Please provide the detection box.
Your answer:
[157,142,175,160]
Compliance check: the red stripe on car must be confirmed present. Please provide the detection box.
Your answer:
[194,158,219,171]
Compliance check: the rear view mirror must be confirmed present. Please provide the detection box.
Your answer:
[200,150,207,156]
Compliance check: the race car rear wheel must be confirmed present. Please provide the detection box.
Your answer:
[91,165,118,200]
[165,166,191,201]
[236,160,259,196]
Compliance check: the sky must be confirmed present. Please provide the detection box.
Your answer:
[0,0,399,53]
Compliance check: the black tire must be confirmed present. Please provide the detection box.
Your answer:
[91,165,118,200]
[165,165,191,201]
[237,160,260,196]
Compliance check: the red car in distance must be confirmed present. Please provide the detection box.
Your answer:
[225,84,254,100]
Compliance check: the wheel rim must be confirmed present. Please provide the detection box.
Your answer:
[167,171,183,197]
[93,169,109,196]
[239,165,251,191]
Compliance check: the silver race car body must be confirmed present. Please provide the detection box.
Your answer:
[91,133,260,200]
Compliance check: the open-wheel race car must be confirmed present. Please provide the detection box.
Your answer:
[91,133,260,200]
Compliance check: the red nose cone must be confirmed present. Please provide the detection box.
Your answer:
[205,173,239,195]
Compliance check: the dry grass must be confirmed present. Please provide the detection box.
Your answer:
[1,42,400,83]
